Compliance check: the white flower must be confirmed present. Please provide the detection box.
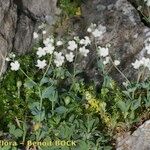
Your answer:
[103,57,110,65]
[74,36,80,41]
[141,57,150,67]
[87,27,92,33]
[38,23,45,29]
[79,39,85,45]
[132,60,142,69]
[98,46,109,57]
[56,41,63,46]
[54,52,65,67]
[36,47,46,57]
[147,62,150,71]
[49,38,54,43]
[65,52,74,62]
[84,36,91,45]
[145,0,150,6]
[43,37,54,46]
[106,43,111,48]
[33,32,38,39]
[67,40,78,51]
[43,44,55,54]
[91,25,106,38]
[92,29,102,37]
[80,36,91,46]
[43,38,50,46]
[10,61,20,71]
[88,23,96,31]
[122,81,129,87]
[114,60,120,66]
[145,44,150,54]
[9,53,16,58]
[5,57,10,62]
[12,54,16,58]
[79,47,89,57]
[42,30,46,34]
[36,59,47,69]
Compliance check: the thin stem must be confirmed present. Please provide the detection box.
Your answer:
[38,87,43,111]
[22,119,27,143]
[36,86,43,141]
[109,56,131,84]
[51,94,55,116]
[40,55,52,86]
[20,68,37,85]
[17,87,20,99]
[69,48,78,91]
[137,70,143,84]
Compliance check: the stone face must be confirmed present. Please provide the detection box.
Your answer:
[13,14,35,54]
[0,0,17,76]
[80,0,150,82]
[116,120,150,150]
[0,0,58,75]
[21,0,57,22]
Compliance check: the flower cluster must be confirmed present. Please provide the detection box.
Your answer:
[132,57,150,70]
[10,61,20,71]
[5,53,20,71]
[87,23,106,38]
[132,38,150,70]
[97,45,120,66]
[34,34,91,69]
[8,26,92,71]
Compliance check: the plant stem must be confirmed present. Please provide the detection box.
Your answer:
[38,87,43,111]
[20,68,37,85]
[109,56,131,84]
[17,87,20,99]
[40,55,52,86]
[69,48,78,91]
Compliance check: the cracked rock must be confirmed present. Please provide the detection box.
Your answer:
[116,120,150,150]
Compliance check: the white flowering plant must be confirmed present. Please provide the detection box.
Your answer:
[0,23,150,150]
[1,26,109,150]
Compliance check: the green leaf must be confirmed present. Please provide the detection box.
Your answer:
[78,141,89,150]
[1,146,11,150]
[131,96,141,110]
[24,79,36,88]
[14,129,23,138]
[117,101,128,113]
[55,106,67,114]
[42,86,55,99]
[40,77,49,85]
[8,123,23,138]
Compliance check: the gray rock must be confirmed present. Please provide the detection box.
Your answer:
[13,14,35,54]
[0,0,58,76]
[80,0,150,83]
[0,0,17,76]
[21,0,57,22]
[116,120,150,150]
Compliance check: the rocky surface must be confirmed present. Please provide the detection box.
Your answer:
[116,120,150,150]
[80,0,150,83]
[0,0,58,75]
[0,0,17,75]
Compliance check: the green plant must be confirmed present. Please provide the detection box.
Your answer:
[58,0,82,17]
[0,23,150,150]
